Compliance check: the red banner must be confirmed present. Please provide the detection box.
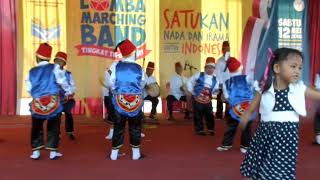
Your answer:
[75,43,151,60]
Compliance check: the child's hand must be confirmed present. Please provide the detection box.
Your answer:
[240,112,250,130]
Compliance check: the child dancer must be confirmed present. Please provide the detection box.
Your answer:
[109,39,145,160]
[216,57,255,153]
[54,52,76,140]
[240,48,320,180]
[187,57,219,135]
[26,43,73,160]
[104,67,145,140]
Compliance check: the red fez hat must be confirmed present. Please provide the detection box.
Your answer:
[114,39,136,58]
[222,41,230,48]
[205,57,215,67]
[227,57,242,73]
[147,62,155,69]
[54,51,67,62]
[36,43,52,60]
[175,62,182,68]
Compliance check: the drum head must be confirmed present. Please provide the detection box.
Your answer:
[147,83,160,97]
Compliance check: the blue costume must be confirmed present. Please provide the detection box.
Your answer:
[112,61,143,117]
[111,61,144,150]
[191,72,217,135]
[224,75,256,121]
[219,74,255,151]
[29,64,63,119]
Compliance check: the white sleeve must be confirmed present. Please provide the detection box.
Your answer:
[151,76,157,84]
[215,62,221,82]
[187,73,199,93]
[109,62,118,89]
[315,74,320,90]
[140,70,146,88]
[53,64,72,95]
[211,78,220,95]
[68,73,76,93]
[246,74,254,85]
[104,71,112,88]
[182,76,188,84]
[222,82,229,99]
[25,74,32,94]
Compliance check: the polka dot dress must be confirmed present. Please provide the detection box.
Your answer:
[240,88,299,180]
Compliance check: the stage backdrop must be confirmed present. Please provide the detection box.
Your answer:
[66,0,159,101]
[159,0,252,96]
[17,0,67,114]
[17,0,159,115]
[241,0,310,85]
[16,0,252,115]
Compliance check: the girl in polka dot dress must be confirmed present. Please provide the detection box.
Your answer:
[239,48,320,180]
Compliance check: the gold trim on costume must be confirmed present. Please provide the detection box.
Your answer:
[112,144,123,150]
[130,144,141,148]
[32,145,45,151]
[45,147,58,151]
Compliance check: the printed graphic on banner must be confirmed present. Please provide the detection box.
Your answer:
[278,0,304,50]
[20,0,67,99]
[32,19,61,41]
[161,8,229,55]
[76,0,151,60]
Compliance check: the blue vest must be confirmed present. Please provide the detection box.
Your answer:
[112,61,143,117]
[225,75,256,121]
[194,72,217,96]
[29,64,63,119]
[29,64,60,98]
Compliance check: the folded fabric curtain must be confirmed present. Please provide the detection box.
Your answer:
[0,0,17,115]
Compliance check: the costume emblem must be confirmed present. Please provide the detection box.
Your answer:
[232,101,251,117]
[31,95,60,115]
[115,94,142,112]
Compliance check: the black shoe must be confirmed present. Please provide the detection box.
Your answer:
[68,134,76,140]
[195,131,206,136]
[208,131,215,136]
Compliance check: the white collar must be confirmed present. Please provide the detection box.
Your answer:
[121,54,136,63]
[37,61,49,66]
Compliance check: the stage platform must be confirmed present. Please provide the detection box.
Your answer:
[0,114,319,180]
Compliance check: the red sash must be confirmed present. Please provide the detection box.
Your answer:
[195,87,212,104]
[31,95,60,116]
